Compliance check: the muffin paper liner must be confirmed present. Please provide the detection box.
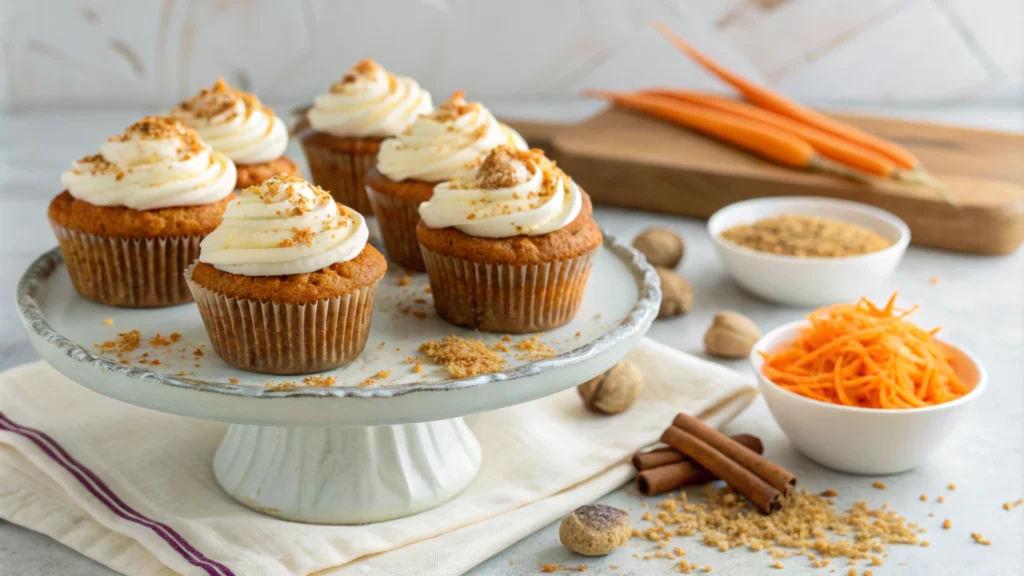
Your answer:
[300,139,377,214]
[186,267,378,375]
[420,246,597,333]
[50,221,200,308]
[365,185,426,271]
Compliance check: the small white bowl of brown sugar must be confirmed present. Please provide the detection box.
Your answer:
[708,197,909,306]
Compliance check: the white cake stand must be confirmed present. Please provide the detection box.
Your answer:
[17,235,659,524]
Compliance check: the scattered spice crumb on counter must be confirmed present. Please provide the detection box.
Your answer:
[419,335,507,378]
[971,532,991,545]
[948,483,958,490]
[872,482,886,490]
[821,489,839,497]
[919,494,928,501]
[929,276,941,285]
[1002,498,1022,511]
[942,519,952,529]
[632,486,925,567]
[103,318,113,325]
[228,378,240,384]
[936,496,945,503]
[720,215,892,258]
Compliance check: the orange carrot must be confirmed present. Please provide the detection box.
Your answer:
[653,21,919,170]
[760,294,971,409]
[654,22,957,204]
[584,89,865,179]
[642,89,897,178]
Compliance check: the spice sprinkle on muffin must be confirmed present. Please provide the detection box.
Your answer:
[52,115,236,307]
[187,174,386,374]
[170,78,298,189]
[416,145,602,332]
[300,59,432,213]
[365,91,527,270]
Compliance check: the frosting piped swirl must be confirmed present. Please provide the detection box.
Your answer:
[307,59,432,138]
[61,116,236,210]
[376,92,528,182]
[418,146,582,238]
[170,78,288,165]
[199,174,369,276]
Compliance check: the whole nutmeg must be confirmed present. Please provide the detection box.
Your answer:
[656,268,693,319]
[559,504,631,556]
[633,227,684,268]
[704,311,762,358]
[577,360,644,415]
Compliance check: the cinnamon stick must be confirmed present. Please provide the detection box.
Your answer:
[661,426,782,513]
[637,434,764,496]
[672,413,796,494]
[634,435,763,471]
[632,447,684,470]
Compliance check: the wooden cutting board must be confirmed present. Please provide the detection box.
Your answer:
[507,110,1024,255]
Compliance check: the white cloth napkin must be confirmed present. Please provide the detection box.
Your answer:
[0,338,757,576]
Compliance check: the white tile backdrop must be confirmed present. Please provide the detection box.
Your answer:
[0,0,1020,110]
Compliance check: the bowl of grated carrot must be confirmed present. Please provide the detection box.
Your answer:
[750,294,986,475]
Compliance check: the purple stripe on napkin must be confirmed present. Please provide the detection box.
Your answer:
[0,412,235,576]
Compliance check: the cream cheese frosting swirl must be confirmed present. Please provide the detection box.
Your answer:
[199,174,369,276]
[307,59,432,138]
[61,116,236,210]
[169,78,288,165]
[376,92,528,182]
[419,146,582,238]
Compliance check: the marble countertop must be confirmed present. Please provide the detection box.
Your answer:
[0,103,1021,576]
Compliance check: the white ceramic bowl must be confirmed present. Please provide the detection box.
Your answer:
[751,321,987,475]
[708,197,910,307]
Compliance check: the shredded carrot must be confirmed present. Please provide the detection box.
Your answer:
[761,294,971,409]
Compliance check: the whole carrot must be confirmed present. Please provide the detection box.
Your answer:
[584,90,864,180]
[654,21,917,169]
[643,89,897,178]
[653,21,956,204]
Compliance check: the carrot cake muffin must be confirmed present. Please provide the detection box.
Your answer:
[300,59,432,213]
[366,92,527,270]
[187,174,386,374]
[170,78,297,189]
[52,116,236,307]
[416,146,602,333]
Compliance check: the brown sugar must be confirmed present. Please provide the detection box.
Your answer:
[720,215,892,258]
[418,336,508,378]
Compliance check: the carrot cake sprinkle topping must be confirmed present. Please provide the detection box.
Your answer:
[418,335,508,378]
[173,78,271,122]
[330,59,386,92]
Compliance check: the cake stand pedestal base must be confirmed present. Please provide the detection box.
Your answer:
[212,418,481,524]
